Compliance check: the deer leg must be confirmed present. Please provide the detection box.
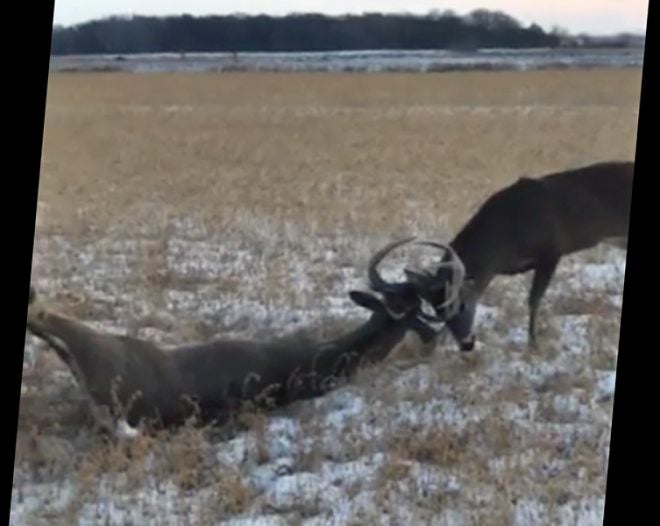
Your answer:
[447,303,478,351]
[447,276,492,352]
[528,257,560,348]
[88,402,140,440]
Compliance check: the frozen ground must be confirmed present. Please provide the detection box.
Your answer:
[13,219,625,525]
[49,48,644,74]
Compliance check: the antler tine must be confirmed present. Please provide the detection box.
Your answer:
[367,236,417,292]
[414,240,466,311]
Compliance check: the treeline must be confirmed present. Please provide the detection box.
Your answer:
[567,33,645,48]
[51,10,563,55]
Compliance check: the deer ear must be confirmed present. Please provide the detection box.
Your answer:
[349,290,387,314]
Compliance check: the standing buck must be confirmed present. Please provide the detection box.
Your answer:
[24,238,463,437]
[403,161,633,350]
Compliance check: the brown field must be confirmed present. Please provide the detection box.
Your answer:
[38,69,640,237]
[15,68,640,525]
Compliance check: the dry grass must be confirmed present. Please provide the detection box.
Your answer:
[15,68,638,525]
[38,69,640,238]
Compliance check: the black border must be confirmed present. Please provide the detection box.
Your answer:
[603,1,654,524]
[5,0,55,522]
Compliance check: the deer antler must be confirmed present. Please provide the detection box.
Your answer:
[413,240,466,312]
[367,236,417,293]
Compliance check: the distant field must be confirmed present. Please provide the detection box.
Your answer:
[48,48,645,74]
[14,69,640,525]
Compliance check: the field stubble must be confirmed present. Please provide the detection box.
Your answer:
[15,69,639,525]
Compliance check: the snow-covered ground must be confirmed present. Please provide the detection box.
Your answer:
[49,48,644,74]
[13,222,625,525]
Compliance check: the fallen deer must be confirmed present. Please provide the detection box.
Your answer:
[24,238,463,437]
[403,161,633,350]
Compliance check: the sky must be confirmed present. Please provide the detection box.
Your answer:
[52,1,649,35]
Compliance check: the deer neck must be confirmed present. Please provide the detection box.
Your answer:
[319,314,433,374]
[448,235,478,274]
[334,314,399,360]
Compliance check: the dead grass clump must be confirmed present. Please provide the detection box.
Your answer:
[554,295,619,317]
[206,469,254,518]
[493,381,531,404]
[14,426,78,484]
[533,372,575,395]
[150,428,212,490]
[377,452,411,484]
[388,425,468,468]
[235,409,272,465]
[586,321,620,370]
[140,223,176,298]
[470,413,522,458]
[291,418,325,472]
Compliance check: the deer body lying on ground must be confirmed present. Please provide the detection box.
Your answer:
[24,238,463,437]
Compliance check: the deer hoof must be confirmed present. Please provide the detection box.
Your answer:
[459,337,476,352]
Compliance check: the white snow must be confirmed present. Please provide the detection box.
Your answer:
[49,49,644,74]
[14,231,627,525]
